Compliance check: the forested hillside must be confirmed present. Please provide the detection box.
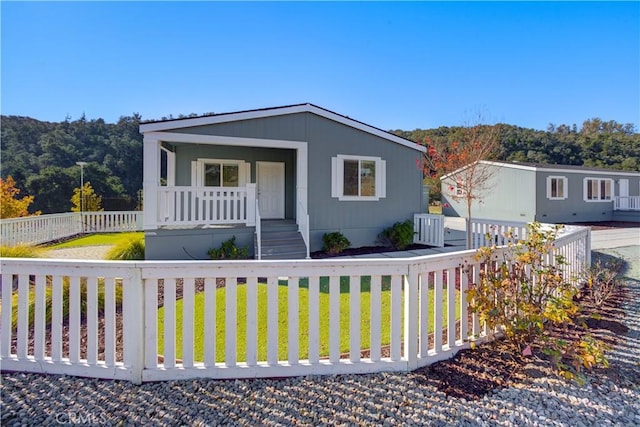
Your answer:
[1,115,638,214]
[393,118,639,171]
[1,114,143,214]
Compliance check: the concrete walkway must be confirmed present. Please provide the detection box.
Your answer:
[591,227,640,250]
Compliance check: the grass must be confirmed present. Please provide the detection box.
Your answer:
[7,277,124,330]
[0,244,47,258]
[48,232,144,249]
[157,277,458,362]
[105,234,145,260]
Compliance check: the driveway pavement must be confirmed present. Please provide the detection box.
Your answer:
[591,227,640,250]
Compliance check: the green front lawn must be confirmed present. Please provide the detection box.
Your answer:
[48,232,144,249]
[157,277,458,362]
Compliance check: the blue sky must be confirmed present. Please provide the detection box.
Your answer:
[1,1,638,131]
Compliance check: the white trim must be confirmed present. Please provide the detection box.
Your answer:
[546,175,568,200]
[443,160,640,181]
[146,132,305,150]
[479,160,640,177]
[140,105,425,153]
[332,154,386,201]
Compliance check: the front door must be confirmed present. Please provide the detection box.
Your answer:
[257,162,285,219]
[619,179,629,209]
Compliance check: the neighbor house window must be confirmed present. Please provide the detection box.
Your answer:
[583,177,613,201]
[331,155,386,201]
[546,176,568,200]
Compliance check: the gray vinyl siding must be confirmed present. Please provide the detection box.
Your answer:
[442,162,640,224]
[145,226,254,260]
[304,114,423,250]
[172,143,296,219]
[166,112,424,251]
[441,165,536,222]
[536,171,640,223]
[173,114,307,141]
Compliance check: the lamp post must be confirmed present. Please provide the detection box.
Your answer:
[76,161,88,233]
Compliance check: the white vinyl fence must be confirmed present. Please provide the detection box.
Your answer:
[470,218,529,249]
[0,225,590,384]
[413,214,445,247]
[0,212,143,247]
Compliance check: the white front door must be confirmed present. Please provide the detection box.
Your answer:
[619,179,629,209]
[257,162,285,219]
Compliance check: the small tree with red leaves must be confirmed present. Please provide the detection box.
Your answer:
[422,122,501,248]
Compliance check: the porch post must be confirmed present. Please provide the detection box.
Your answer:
[296,145,308,227]
[246,183,256,226]
[143,136,160,230]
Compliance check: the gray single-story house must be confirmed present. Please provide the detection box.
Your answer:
[140,104,426,260]
[441,161,640,224]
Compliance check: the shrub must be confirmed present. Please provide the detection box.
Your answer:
[579,255,623,307]
[105,233,145,260]
[1,244,47,258]
[322,232,351,255]
[467,222,608,381]
[378,219,415,250]
[208,236,249,260]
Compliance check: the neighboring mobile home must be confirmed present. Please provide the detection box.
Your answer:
[140,104,426,260]
[441,161,640,224]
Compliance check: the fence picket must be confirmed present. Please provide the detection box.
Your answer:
[34,275,46,359]
[370,275,381,362]
[246,276,258,366]
[204,278,216,367]
[288,277,299,365]
[308,276,320,364]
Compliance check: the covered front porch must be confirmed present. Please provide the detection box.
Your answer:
[142,131,310,259]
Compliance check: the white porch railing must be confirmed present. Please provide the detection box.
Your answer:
[613,196,640,211]
[413,214,445,247]
[0,212,143,247]
[0,225,590,384]
[157,186,256,226]
[470,218,529,249]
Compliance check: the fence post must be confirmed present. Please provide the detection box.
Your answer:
[403,264,419,370]
[123,265,145,384]
[246,184,256,226]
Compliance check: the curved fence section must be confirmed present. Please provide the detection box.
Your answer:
[0,212,143,246]
[0,225,590,384]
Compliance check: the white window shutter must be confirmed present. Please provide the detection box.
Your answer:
[379,160,386,198]
[546,176,552,199]
[562,177,568,200]
[191,161,198,186]
[331,157,339,198]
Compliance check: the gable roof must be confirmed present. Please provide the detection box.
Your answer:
[139,103,425,153]
[443,160,640,179]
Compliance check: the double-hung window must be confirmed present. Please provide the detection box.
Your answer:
[331,155,386,201]
[583,177,613,202]
[546,176,568,200]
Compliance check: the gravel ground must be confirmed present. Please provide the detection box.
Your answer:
[2,248,639,426]
[44,245,112,260]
